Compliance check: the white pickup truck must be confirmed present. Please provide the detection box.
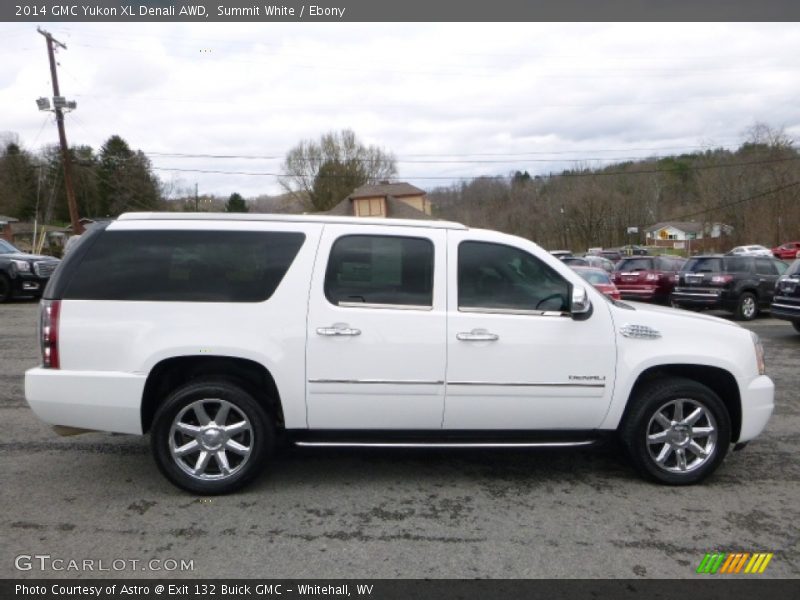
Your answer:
[25,213,774,494]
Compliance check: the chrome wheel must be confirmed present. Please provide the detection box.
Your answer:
[169,399,253,481]
[646,398,717,473]
[741,295,756,319]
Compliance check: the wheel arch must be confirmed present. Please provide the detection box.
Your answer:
[141,355,283,434]
[620,364,742,442]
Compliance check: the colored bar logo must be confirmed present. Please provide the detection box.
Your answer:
[697,552,773,574]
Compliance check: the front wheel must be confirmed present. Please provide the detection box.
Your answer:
[620,378,731,485]
[151,379,273,494]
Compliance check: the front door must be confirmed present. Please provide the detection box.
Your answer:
[305,225,447,429]
[444,231,617,430]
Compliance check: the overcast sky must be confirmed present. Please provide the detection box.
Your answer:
[2,22,799,198]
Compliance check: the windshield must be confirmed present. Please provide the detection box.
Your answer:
[616,258,654,272]
[0,239,20,254]
[786,259,800,277]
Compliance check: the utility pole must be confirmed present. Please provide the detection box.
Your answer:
[195,183,199,211]
[37,28,83,235]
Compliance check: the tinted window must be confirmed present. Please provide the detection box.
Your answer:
[725,257,752,273]
[684,257,722,273]
[755,259,777,276]
[562,257,589,267]
[459,242,569,312]
[324,235,433,307]
[786,260,800,276]
[617,257,654,272]
[64,230,305,302]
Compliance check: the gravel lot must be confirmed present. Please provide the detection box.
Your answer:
[1,299,798,579]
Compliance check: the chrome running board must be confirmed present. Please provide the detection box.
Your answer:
[294,440,595,449]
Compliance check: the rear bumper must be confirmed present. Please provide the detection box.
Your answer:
[25,367,146,434]
[617,286,666,302]
[738,375,775,443]
[671,289,729,309]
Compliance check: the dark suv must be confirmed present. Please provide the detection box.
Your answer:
[771,259,800,333]
[0,239,61,303]
[671,255,788,320]
[612,255,685,303]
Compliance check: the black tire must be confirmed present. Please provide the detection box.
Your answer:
[151,379,273,494]
[793,321,800,334]
[0,273,11,303]
[735,291,758,321]
[620,377,731,485]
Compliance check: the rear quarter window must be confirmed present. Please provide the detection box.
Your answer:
[63,230,306,302]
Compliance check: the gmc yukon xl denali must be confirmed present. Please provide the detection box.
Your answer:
[25,213,774,494]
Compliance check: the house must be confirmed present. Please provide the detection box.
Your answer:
[326,182,434,219]
[0,215,19,243]
[645,221,733,247]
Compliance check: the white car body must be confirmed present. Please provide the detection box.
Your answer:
[24,213,774,489]
[728,245,773,257]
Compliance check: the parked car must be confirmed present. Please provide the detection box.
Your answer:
[770,258,800,334]
[671,255,788,320]
[0,239,61,303]
[726,245,773,257]
[612,255,685,304]
[550,250,572,259]
[26,213,774,493]
[562,255,615,274]
[771,241,800,261]
[619,244,650,256]
[597,249,623,263]
[572,266,620,300]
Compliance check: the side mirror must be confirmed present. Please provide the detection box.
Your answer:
[571,285,593,320]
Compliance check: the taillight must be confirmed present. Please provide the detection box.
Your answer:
[711,275,733,285]
[40,299,60,369]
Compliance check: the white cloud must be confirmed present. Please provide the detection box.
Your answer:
[2,22,799,197]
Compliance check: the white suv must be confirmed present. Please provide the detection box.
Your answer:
[25,213,774,494]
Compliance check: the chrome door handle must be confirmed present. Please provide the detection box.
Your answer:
[456,329,499,342]
[317,324,361,337]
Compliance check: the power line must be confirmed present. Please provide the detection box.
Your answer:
[671,180,800,221]
[149,154,800,181]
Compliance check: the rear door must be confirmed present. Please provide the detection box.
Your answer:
[443,230,617,430]
[305,225,447,429]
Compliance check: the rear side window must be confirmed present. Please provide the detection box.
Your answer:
[64,230,305,302]
[755,259,777,276]
[725,257,752,273]
[324,235,434,307]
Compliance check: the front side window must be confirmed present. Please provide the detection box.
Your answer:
[755,259,777,276]
[458,241,569,312]
[324,235,434,307]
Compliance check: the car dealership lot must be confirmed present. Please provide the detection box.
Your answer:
[1,300,798,579]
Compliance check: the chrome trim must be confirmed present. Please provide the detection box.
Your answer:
[309,379,444,385]
[771,302,800,310]
[338,301,433,311]
[459,306,568,317]
[295,441,596,449]
[447,381,605,388]
[620,323,662,339]
[672,291,720,298]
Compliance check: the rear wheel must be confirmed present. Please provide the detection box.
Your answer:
[621,377,731,485]
[0,274,11,303]
[735,292,758,321]
[151,379,273,494]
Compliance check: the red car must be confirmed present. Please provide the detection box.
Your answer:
[772,241,800,260]
[572,266,621,300]
[612,255,686,304]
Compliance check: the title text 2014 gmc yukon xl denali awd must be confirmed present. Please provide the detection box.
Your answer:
[25,213,774,494]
